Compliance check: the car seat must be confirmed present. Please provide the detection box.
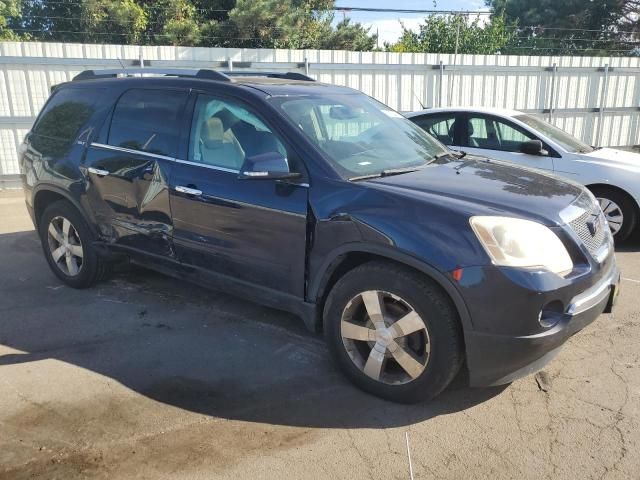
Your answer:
[448,120,480,147]
[199,117,245,169]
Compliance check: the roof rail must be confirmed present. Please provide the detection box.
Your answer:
[222,71,315,82]
[72,68,231,82]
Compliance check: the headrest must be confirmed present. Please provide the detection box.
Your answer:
[213,108,240,130]
[449,120,475,138]
[201,117,224,149]
[448,121,456,139]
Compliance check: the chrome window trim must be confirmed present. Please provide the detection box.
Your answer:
[91,142,175,162]
[172,160,309,187]
[173,158,239,174]
[91,142,310,187]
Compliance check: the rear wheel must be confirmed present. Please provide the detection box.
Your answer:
[324,261,463,403]
[39,200,108,288]
[589,186,637,242]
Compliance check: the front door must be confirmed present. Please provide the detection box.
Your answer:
[168,93,309,297]
[461,114,555,171]
[84,88,188,256]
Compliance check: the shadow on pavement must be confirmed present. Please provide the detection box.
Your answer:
[0,229,506,429]
[616,228,640,252]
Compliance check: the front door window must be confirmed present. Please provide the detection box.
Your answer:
[466,115,536,153]
[188,95,287,171]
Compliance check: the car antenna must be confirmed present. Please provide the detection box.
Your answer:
[116,57,127,76]
[412,90,425,110]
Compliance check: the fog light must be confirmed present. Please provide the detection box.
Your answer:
[538,301,564,329]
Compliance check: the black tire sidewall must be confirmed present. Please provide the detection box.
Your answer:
[590,187,637,242]
[39,201,101,288]
[324,262,463,403]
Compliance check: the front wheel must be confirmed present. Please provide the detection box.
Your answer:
[324,261,463,403]
[589,186,637,242]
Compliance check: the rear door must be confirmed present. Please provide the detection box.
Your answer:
[84,88,188,256]
[461,113,554,171]
[168,92,309,297]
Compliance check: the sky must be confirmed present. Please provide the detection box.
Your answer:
[334,0,490,45]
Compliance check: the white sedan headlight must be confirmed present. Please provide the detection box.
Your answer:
[470,216,573,275]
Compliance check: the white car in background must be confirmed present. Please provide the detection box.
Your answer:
[407,107,640,241]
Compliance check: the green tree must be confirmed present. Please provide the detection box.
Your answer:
[10,0,84,42]
[228,0,333,49]
[487,0,635,55]
[81,0,147,44]
[0,0,20,39]
[621,1,640,33]
[387,14,516,54]
[319,18,377,51]
[138,0,201,45]
[5,0,379,50]
[190,0,236,47]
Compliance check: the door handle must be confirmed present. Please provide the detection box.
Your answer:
[175,185,202,196]
[87,167,109,177]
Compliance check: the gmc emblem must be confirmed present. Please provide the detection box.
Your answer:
[587,214,602,236]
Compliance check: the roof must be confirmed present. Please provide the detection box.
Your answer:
[230,76,355,96]
[405,106,526,118]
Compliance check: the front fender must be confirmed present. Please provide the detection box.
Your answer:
[556,158,640,210]
[308,242,474,332]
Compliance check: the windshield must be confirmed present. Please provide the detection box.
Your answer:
[515,114,594,154]
[270,93,450,179]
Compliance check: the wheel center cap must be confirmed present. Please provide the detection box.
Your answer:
[376,328,393,347]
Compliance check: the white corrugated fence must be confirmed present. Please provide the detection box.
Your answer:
[1,41,640,180]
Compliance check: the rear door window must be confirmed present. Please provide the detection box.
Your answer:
[108,89,188,157]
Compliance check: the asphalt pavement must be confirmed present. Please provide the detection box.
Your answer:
[1,189,638,479]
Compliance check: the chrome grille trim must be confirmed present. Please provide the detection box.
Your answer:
[564,191,610,260]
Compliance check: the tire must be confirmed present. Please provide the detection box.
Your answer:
[324,261,464,403]
[589,186,638,242]
[38,200,109,288]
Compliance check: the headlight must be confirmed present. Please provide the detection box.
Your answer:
[470,216,573,275]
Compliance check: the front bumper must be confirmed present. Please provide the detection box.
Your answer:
[463,259,620,387]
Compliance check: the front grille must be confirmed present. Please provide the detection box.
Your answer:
[567,192,608,257]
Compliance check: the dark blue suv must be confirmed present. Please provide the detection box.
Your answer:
[19,68,620,403]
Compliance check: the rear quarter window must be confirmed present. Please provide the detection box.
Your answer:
[31,87,102,156]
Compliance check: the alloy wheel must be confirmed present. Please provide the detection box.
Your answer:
[597,197,624,236]
[47,216,84,276]
[340,290,430,385]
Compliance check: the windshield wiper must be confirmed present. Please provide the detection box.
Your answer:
[349,173,383,181]
[380,166,421,177]
[349,152,459,182]
[437,150,466,160]
[349,166,421,182]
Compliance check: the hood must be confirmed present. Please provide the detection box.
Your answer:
[365,155,583,226]
[579,147,640,174]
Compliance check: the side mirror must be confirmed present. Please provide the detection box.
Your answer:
[520,139,548,156]
[238,152,301,180]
